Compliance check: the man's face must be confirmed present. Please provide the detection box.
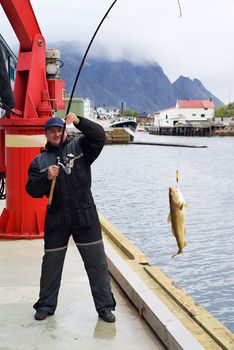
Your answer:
[45,126,67,146]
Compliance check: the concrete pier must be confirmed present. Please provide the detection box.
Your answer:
[129,141,207,148]
[0,200,234,349]
[0,239,165,350]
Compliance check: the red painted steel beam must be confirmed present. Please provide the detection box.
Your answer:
[0,1,65,238]
[0,0,41,51]
[0,0,51,118]
[0,0,50,238]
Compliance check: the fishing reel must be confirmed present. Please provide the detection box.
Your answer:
[56,153,75,175]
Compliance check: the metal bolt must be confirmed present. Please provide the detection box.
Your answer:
[38,39,43,47]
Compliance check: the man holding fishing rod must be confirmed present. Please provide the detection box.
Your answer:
[26,112,116,322]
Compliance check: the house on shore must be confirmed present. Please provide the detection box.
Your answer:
[154,99,214,127]
[136,112,154,126]
[96,105,120,120]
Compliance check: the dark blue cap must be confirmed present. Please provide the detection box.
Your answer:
[45,117,65,130]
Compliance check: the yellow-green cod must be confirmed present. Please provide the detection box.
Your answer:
[168,186,187,258]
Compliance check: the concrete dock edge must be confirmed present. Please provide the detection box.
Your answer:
[99,212,234,350]
[104,239,204,350]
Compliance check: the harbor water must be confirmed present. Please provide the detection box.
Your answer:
[92,133,234,333]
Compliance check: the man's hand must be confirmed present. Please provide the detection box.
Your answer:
[65,112,80,126]
[48,165,59,180]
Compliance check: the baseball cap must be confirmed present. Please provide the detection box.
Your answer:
[45,117,65,131]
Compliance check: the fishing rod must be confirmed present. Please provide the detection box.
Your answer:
[48,0,119,207]
[66,0,118,117]
[48,0,182,206]
[176,0,182,17]
[58,0,118,153]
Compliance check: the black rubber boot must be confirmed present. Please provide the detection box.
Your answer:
[33,248,67,314]
[99,309,116,323]
[77,240,116,313]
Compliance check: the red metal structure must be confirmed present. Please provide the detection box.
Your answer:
[0,0,65,238]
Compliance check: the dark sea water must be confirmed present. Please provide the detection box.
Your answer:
[92,133,234,333]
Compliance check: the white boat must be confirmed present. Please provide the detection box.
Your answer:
[110,119,137,131]
[136,125,146,132]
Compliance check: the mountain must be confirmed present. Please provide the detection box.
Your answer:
[55,41,223,112]
[172,76,223,107]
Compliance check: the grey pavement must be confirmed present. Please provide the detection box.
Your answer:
[0,236,165,350]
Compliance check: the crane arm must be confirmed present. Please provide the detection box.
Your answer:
[0,0,41,51]
[0,0,65,119]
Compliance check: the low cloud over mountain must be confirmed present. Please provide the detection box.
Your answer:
[56,41,223,112]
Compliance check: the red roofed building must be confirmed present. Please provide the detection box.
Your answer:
[177,100,214,109]
[154,99,214,127]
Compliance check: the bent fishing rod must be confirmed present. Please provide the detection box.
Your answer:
[1,0,182,118]
[48,0,183,207]
[48,0,118,207]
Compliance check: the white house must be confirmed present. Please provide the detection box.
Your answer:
[83,98,95,119]
[154,99,214,127]
[96,105,120,119]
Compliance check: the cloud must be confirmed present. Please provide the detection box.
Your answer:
[1,0,234,102]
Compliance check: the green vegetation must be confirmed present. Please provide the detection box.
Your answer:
[215,102,234,118]
[123,109,138,117]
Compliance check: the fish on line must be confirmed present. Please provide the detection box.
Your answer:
[168,186,187,258]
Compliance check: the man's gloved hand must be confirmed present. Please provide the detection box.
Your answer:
[47,165,59,180]
[65,112,80,126]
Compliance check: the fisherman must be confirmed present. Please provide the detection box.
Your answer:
[26,113,116,322]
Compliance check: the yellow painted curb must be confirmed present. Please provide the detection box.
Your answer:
[99,212,148,264]
[145,266,234,350]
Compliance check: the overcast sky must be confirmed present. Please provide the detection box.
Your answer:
[1,0,234,104]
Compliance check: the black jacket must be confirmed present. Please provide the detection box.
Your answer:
[26,117,106,218]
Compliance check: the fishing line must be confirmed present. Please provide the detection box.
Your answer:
[176,168,180,184]
[174,0,183,185]
[175,146,181,186]
[176,148,180,185]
